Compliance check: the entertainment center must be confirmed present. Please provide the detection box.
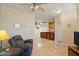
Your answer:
[68,46,79,56]
[68,32,79,56]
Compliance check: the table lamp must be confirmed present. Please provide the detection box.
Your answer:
[0,30,9,53]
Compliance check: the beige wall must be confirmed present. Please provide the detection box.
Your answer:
[77,4,79,31]
[0,5,35,48]
[55,5,77,46]
[60,6,77,45]
[0,5,1,26]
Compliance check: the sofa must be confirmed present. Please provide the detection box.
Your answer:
[9,35,33,56]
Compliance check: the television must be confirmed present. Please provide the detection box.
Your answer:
[74,32,79,46]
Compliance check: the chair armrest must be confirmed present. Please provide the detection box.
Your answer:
[3,47,10,51]
[24,39,33,43]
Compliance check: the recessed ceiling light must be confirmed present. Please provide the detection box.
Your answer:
[56,10,61,13]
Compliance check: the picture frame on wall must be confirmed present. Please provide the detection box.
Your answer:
[14,24,20,29]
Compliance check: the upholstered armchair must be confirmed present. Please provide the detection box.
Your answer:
[9,35,33,56]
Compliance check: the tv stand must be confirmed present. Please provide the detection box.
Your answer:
[68,46,79,56]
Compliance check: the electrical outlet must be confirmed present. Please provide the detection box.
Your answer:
[58,41,61,43]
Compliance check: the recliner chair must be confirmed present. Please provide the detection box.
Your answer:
[9,35,33,56]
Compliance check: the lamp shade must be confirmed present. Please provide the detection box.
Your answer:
[0,30,9,40]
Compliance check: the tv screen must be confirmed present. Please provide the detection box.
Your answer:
[74,32,79,46]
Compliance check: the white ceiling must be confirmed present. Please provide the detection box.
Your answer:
[0,3,77,22]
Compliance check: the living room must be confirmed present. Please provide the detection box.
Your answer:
[0,3,79,56]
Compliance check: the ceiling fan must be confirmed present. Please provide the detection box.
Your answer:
[30,3,45,12]
[21,3,45,12]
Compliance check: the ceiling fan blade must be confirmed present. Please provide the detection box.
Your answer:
[39,7,45,12]
[20,3,45,12]
[33,3,49,5]
[31,8,34,12]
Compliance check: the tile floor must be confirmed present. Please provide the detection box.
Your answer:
[32,38,68,56]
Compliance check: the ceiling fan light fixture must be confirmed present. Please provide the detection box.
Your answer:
[35,5,38,9]
[30,3,45,12]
